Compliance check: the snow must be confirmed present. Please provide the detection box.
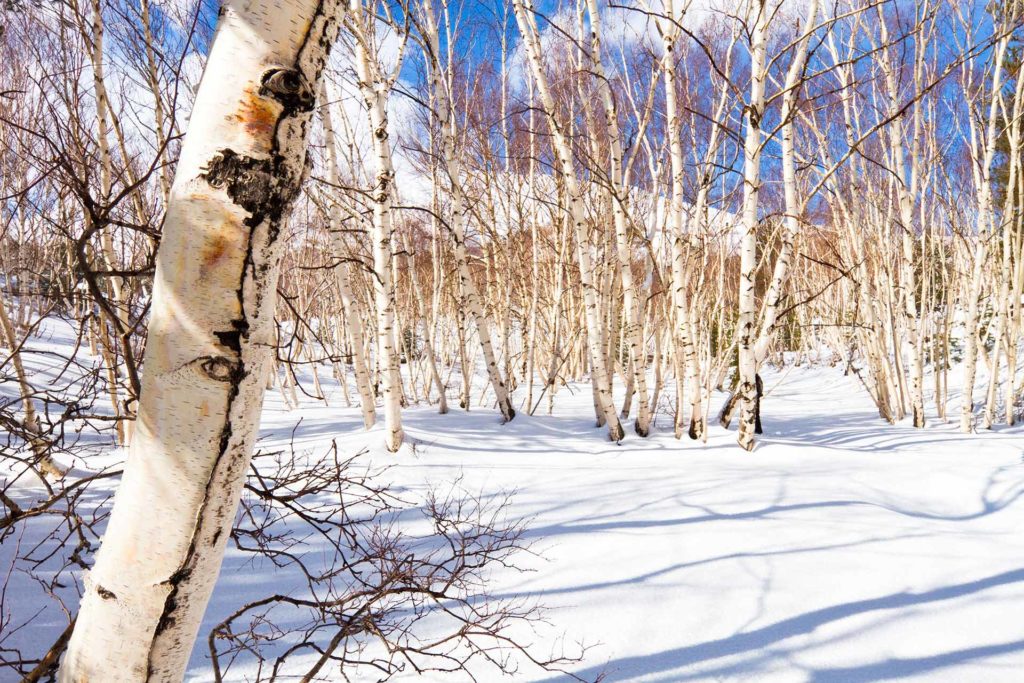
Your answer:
[4,325,1024,681]
[293,370,1024,682]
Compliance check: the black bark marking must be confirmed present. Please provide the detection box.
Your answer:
[153,566,192,639]
[260,68,315,113]
[754,373,764,435]
[688,417,702,441]
[96,585,117,600]
[214,318,249,354]
[200,356,240,382]
[202,149,303,234]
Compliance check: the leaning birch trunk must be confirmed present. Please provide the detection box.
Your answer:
[419,0,515,422]
[321,82,377,429]
[752,0,818,366]
[586,0,651,436]
[0,291,62,479]
[512,0,623,440]
[736,1,769,451]
[961,21,1014,433]
[348,4,406,450]
[59,3,340,680]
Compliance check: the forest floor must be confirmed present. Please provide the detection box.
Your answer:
[4,320,1024,682]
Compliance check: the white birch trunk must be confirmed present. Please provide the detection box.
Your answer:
[321,82,377,429]
[876,7,926,427]
[659,0,706,440]
[0,291,62,478]
[586,0,651,435]
[348,4,405,450]
[59,2,340,679]
[752,0,818,367]
[420,0,515,422]
[961,23,1014,433]
[737,1,769,451]
[512,0,624,440]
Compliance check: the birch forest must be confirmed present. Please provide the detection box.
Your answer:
[4,0,1024,681]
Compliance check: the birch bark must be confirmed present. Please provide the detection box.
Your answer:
[419,0,515,422]
[585,0,651,435]
[876,6,926,427]
[737,1,769,451]
[60,2,340,679]
[752,0,819,368]
[653,0,718,440]
[321,82,377,429]
[0,291,62,478]
[961,20,1014,433]
[512,0,624,440]
[347,1,407,449]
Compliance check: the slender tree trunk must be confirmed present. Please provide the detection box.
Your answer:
[401,231,448,412]
[0,291,62,478]
[737,1,768,451]
[961,25,1014,433]
[877,7,926,427]
[321,82,376,429]
[524,81,541,412]
[513,0,623,440]
[659,3,707,441]
[752,0,818,370]
[350,7,405,450]
[586,0,650,435]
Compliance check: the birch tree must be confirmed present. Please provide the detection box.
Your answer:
[584,0,652,435]
[59,1,342,679]
[345,0,409,450]
[648,0,714,441]
[321,81,377,429]
[751,0,819,362]
[512,0,624,440]
[736,1,770,451]
[416,0,516,422]
[959,2,1018,433]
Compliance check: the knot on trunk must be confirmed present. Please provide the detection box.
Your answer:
[200,356,242,383]
[260,68,315,113]
[95,585,117,600]
[202,149,303,232]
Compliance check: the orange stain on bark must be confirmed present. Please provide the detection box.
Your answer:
[202,231,232,270]
[199,206,245,283]
[226,85,279,144]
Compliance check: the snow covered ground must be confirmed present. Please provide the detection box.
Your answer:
[205,366,1024,681]
[4,323,1024,681]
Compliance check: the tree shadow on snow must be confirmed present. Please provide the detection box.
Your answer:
[534,567,1024,682]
